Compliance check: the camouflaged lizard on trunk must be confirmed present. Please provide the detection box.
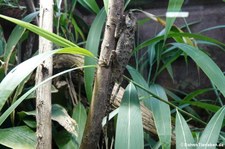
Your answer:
[110,11,136,100]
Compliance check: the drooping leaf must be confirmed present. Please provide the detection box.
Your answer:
[176,110,195,149]
[0,47,94,112]
[115,83,144,149]
[0,126,36,149]
[173,43,225,98]
[4,12,39,72]
[197,106,225,149]
[0,14,76,48]
[84,8,106,101]
[0,65,95,126]
[134,32,225,54]
[52,104,78,136]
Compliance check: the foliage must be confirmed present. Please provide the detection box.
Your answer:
[0,0,225,148]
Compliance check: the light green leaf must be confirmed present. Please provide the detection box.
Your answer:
[127,66,171,148]
[0,126,36,149]
[197,106,225,149]
[149,84,171,148]
[72,102,87,149]
[173,43,225,98]
[176,110,195,149]
[0,14,76,48]
[103,0,109,14]
[84,8,106,101]
[4,12,39,71]
[165,0,184,41]
[0,65,95,126]
[0,47,94,111]
[115,83,144,149]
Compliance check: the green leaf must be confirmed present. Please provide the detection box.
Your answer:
[52,104,78,136]
[149,84,171,148]
[0,14,76,48]
[4,12,39,70]
[0,47,94,111]
[103,0,109,14]
[176,110,195,149]
[173,43,225,98]
[0,25,6,56]
[183,88,212,102]
[54,130,78,149]
[78,0,100,14]
[0,126,36,149]
[179,101,220,113]
[72,102,87,149]
[135,32,225,53]
[0,65,95,126]
[115,83,144,149]
[127,66,172,148]
[197,106,225,149]
[165,0,184,41]
[84,8,106,101]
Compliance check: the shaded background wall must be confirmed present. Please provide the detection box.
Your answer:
[130,0,225,98]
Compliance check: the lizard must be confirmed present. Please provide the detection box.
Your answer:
[102,11,136,145]
[110,11,136,101]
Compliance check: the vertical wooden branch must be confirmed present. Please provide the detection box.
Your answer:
[35,0,53,149]
[80,0,124,148]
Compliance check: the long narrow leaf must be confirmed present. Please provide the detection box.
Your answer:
[0,65,95,125]
[127,66,171,148]
[197,106,225,149]
[172,43,225,98]
[176,110,195,149]
[115,83,144,149]
[165,0,184,41]
[0,47,94,111]
[4,12,39,72]
[134,32,225,53]
[84,8,106,101]
[0,14,76,47]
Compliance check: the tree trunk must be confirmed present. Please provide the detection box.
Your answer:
[80,0,124,148]
[35,0,54,149]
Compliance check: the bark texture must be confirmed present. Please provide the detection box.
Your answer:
[80,0,124,148]
[35,1,54,149]
[53,54,177,145]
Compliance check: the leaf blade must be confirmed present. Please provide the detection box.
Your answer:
[115,83,144,149]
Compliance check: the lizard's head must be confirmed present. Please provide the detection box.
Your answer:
[125,11,136,29]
